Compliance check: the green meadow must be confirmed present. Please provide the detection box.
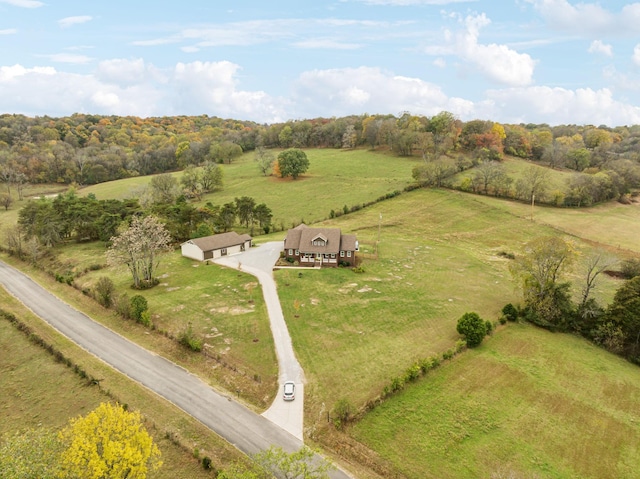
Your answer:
[80,148,421,227]
[351,323,640,479]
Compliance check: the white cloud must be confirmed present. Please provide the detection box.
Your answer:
[292,66,473,118]
[58,15,92,28]
[480,86,640,126]
[293,38,362,50]
[633,44,640,66]
[526,0,640,36]
[2,59,640,127]
[45,53,93,64]
[588,40,613,57]
[0,28,18,35]
[0,0,43,8]
[95,58,154,86]
[425,13,536,86]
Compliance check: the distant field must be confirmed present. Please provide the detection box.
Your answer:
[80,148,421,227]
[274,188,624,419]
[467,193,640,255]
[0,288,241,478]
[451,155,573,195]
[351,322,640,479]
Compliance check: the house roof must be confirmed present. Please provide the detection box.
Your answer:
[284,224,356,254]
[184,232,251,252]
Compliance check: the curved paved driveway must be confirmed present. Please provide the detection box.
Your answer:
[213,242,305,440]
[0,260,351,479]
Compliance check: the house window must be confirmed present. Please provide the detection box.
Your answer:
[295,249,299,255]
[288,249,293,255]
[340,251,345,257]
[313,239,325,246]
[331,253,335,258]
[221,248,227,256]
[347,251,352,257]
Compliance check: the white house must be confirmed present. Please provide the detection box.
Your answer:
[181,232,252,261]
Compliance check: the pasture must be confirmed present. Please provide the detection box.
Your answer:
[351,322,640,479]
[274,188,625,418]
[79,148,421,228]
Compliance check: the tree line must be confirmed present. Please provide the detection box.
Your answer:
[1,112,639,193]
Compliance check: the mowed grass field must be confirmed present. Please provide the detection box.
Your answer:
[80,148,421,227]
[0,288,244,478]
[351,323,640,479]
[45,242,278,408]
[274,188,626,419]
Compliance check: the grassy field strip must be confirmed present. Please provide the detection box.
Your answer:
[0,287,249,478]
[351,323,640,479]
[79,149,421,227]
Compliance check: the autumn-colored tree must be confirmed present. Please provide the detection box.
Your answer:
[107,215,172,288]
[58,402,162,479]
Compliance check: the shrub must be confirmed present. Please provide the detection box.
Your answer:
[94,276,115,308]
[502,303,519,322]
[130,295,148,323]
[139,310,152,328]
[114,293,131,319]
[620,258,640,279]
[179,323,203,352]
[404,363,421,382]
[456,312,487,348]
[485,320,494,335]
[201,456,214,471]
[333,398,354,430]
[352,266,365,273]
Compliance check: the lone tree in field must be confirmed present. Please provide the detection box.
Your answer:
[58,402,162,479]
[277,148,309,179]
[456,312,487,347]
[107,215,172,289]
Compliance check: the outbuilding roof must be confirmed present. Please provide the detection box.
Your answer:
[184,232,251,252]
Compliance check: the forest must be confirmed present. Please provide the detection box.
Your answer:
[0,112,639,205]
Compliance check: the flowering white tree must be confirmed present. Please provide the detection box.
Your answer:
[107,215,172,288]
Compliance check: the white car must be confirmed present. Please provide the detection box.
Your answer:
[283,381,295,401]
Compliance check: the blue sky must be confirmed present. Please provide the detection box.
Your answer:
[2,0,640,126]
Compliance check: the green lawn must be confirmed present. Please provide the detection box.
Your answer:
[274,188,625,420]
[351,322,640,479]
[79,148,421,228]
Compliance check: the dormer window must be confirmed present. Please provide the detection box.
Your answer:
[311,233,328,247]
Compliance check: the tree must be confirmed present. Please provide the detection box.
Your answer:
[411,158,456,187]
[456,312,487,347]
[253,446,333,479]
[0,193,12,210]
[107,215,172,289]
[149,173,179,204]
[254,203,273,234]
[277,148,309,179]
[515,165,550,203]
[180,165,202,199]
[579,252,616,310]
[606,276,640,362]
[510,236,576,329]
[210,141,243,164]
[0,428,63,479]
[58,402,162,479]
[235,196,256,228]
[254,146,275,176]
[200,161,224,192]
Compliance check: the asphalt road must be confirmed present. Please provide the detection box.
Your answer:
[0,256,352,478]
